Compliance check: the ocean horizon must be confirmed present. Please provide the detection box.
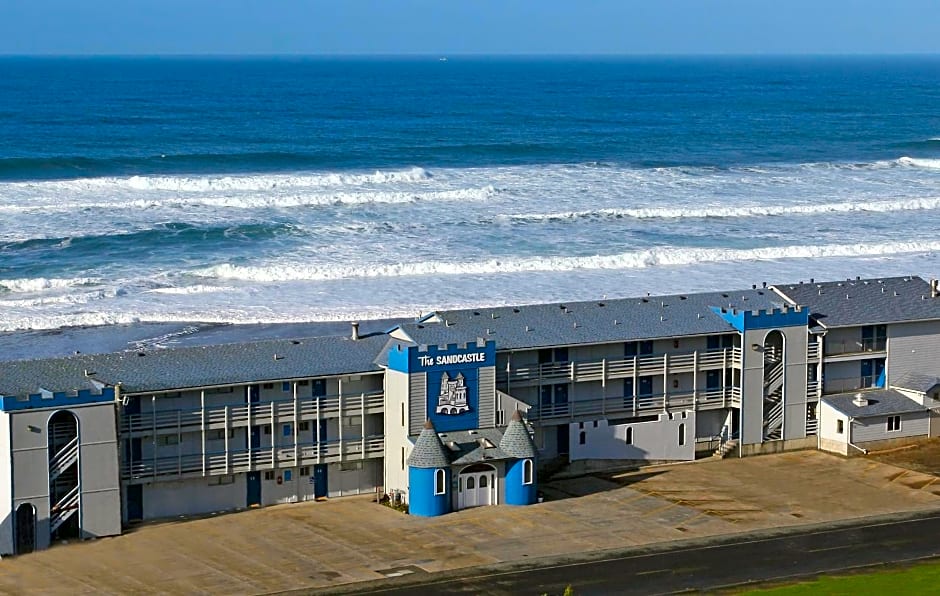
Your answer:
[1,55,939,334]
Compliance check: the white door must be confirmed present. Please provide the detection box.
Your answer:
[458,468,496,509]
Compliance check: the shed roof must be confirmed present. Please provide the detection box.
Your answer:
[823,390,927,418]
[0,333,388,397]
[396,288,780,350]
[773,276,940,328]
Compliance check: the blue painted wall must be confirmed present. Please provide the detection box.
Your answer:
[408,467,451,517]
[711,306,809,332]
[0,386,115,411]
[504,458,537,506]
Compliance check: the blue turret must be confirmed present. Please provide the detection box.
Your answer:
[407,420,452,516]
[500,410,538,505]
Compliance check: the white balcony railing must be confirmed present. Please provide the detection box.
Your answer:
[497,347,741,385]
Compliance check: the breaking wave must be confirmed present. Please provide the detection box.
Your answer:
[0,277,102,293]
[193,240,940,282]
[508,197,940,222]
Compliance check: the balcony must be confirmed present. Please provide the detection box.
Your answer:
[822,376,880,395]
[497,347,741,386]
[806,342,821,362]
[526,386,738,422]
[121,435,385,481]
[824,338,886,358]
[121,391,385,436]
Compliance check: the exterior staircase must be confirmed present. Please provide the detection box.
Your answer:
[713,439,739,459]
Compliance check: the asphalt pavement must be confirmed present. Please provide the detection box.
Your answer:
[345,511,940,595]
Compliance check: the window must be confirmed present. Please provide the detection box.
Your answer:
[467,476,475,490]
[311,379,327,397]
[495,409,505,425]
[706,370,721,391]
[678,423,686,446]
[300,466,310,476]
[207,429,226,441]
[209,475,234,486]
[401,447,405,470]
[284,470,292,482]
[887,415,901,432]
[340,461,362,471]
[625,340,654,357]
[625,426,633,445]
[156,435,180,446]
[299,421,310,432]
[163,391,182,399]
[434,469,446,495]
[401,403,405,427]
[861,325,887,351]
[208,386,234,394]
[298,380,310,386]
[262,383,274,390]
[578,431,586,445]
[479,475,488,488]
[283,424,292,437]
[263,425,271,435]
[282,382,291,392]
[346,415,362,427]
[837,419,844,434]
[523,459,533,485]
[264,471,275,480]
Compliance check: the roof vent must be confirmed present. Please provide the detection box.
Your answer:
[491,312,498,319]
[445,319,453,327]
[894,291,899,297]
[525,325,531,332]
[931,279,939,298]
[852,393,869,407]
[274,354,284,361]
[351,321,360,341]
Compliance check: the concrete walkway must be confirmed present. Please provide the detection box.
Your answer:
[1,451,939,594]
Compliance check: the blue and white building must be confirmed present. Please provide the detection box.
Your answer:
[2,275,940,554]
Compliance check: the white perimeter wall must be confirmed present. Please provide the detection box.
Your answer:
[569,411,695,461]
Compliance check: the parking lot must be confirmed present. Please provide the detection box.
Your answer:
[2,450,939,595]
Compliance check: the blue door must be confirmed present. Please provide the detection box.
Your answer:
[126,484,143,521]
[557,425,570,455]
[247,471,262,506]
[313,464,328,498]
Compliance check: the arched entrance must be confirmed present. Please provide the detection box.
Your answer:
[762,331,786,441]
[458,463,497,509]
[48,410,80,541]
[14,503,36,555]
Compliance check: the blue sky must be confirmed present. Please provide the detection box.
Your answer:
[2,0,939,55]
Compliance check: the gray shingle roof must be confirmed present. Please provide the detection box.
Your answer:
[823,390,927,418]
[0,334,388,397]
[499,410,537,459]
[891,372,940,394]
[397,288,780,350]
[437,428,510,465]
[407,420,451,468]
[773,276,940,328]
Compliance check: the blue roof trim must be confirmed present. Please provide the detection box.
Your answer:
[710,305,808,332]
[0,386,116,411]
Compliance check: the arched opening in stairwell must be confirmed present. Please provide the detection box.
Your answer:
[762,330,786,441]
[14,503,36,555]
[48,410,81,541]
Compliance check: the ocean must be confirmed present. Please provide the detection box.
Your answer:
[1,56,940,334]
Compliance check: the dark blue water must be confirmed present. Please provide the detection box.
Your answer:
[2,56,940,331]
[2,56,939,181]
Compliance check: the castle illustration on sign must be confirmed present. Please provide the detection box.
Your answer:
[436,371,470,415]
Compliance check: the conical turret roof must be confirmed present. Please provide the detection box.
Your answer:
[499,410,537,459]
[407,420,451,468]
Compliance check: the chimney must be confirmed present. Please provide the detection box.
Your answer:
[351,321,360,341]
[852,392,869,407]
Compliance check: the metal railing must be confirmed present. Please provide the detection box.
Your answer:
[121,435,385,480]
[822,376,879,395]
[50,484,80,533]
[497,347,741,385]
[527,386,737,421]
[806,342,821,361]
[121,391,384,435]
[824,338,886,357]
[48,436,79,482]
